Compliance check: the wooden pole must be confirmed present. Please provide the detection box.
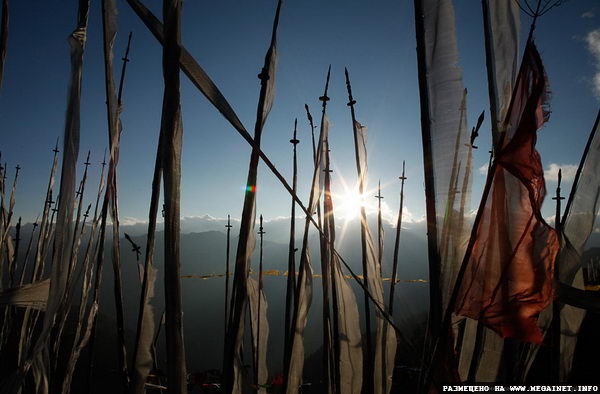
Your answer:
[375,181,384,277]
[551,169,564,379]
[344,68,373,394]
[388,162,406,315]
[412,3,444,375]
[224,215,232,355]
[255,215,266,389]
[223,2,282,391]
[161,0,186,391]
[323,138,341,394]
[283,120,299,375]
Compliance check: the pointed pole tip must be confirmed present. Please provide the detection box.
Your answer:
[558,168,562,185]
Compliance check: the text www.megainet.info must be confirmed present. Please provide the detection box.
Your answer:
[442,385,599,392]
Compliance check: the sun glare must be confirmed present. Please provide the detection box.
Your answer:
[333,189,365,221]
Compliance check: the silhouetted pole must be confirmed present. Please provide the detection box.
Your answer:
[388,162,406,314]
[551,169,564,379]
[284,120,299,373]
[375,181,384,277]
[345,67,373,394]
[224,215,232,344]
[255,215,266,389]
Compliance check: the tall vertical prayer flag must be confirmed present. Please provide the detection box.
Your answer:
[224,2,281,392]
[285,113,328,394]
[455,41,558,344]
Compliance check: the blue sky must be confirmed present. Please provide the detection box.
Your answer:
[1,0,599,230]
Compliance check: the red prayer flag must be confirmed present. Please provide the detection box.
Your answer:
[455,41,558,344]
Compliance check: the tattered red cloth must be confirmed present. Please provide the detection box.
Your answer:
[455,41,558,344]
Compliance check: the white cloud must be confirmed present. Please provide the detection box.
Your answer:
[544,163,578,182]
[581,11,595,19]
[478,164,488,175]
[387,205,422,227]
[585,29,600,100]
[544,215,556,228]
[120,216,150,227]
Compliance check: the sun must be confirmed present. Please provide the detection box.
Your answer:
[333,188,365,221]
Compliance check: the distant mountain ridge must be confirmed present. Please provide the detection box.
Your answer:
[98,221,431,377]
[4,216,432,385]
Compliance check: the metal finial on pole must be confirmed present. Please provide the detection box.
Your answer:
[290,118,300,146]
[101,148,107,168]
[124,233,142,262]
[117,31,133,106]
[53,137,60,154]
[305,105,317,162]
[320,66,332,109]
[82,203,91,222]
[345,67,357,108]
[375,181,384,201]
[51,194,59,214]
[46,191,55,208]
[553,169,565,230]
[469,110,485,149]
